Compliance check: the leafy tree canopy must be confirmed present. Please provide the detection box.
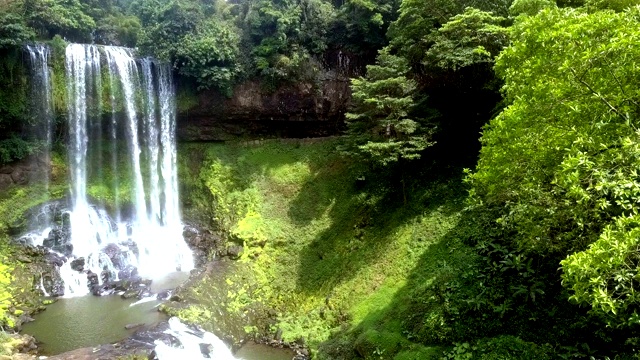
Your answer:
[423,7,508,72]
[236,0,335,83]
[175,20,241,94]
[135,0,204,60]
[467,6,640,327]
[329,0,398,57]
[0,0,34,49]
[509,0,557,16]
[25,0,96,41]
[388,0,511,68]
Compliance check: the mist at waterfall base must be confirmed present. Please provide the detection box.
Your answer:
[20,43,266,359]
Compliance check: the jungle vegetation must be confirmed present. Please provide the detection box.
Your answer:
[0,0,640,358]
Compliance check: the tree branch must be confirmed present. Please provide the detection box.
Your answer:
[570,67,629,123]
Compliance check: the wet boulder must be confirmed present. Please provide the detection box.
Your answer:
[61,211,71,230]
[117,265,138,281]
[114,276,142,290]
[103,243,134,269]
[125,323,144,330]
[53,243,73,257]
[24,245,46,257]
[120,239,139,258]
[114,276,151,298]
[183,223,224,267]
[101,270,114,283]
[42,272,65,297]
[43,228,73,256]
[44,228,71,247]
[227,245,244,260]
[44,252,65,267]
[91,283,116,296]
[25,200,69,230]
[70,257,85,271]
[102,243,121,260]
[157,290,172,300]
[121,289,141,299]
[87,271,99,288]
[137,288,151,299]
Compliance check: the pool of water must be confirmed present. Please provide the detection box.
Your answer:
[236,342,295,360]
[22,294,165,355]
[22,271,295,359]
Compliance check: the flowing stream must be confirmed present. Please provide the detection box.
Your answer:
[20,44,293,359]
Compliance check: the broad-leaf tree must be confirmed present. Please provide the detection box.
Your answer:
[24,0,95,41]
[0,0,34,48]
[175,20,241,94]
[236,0,334,83]
[467,6,640,328]
[424,7,508,72]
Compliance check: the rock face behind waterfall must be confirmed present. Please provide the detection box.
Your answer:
[176,70,351,141]
[0,154,55,192]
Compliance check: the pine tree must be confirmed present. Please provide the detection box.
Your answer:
[341,47,434,166]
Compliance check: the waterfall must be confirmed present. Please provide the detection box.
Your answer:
[55,44,193,297]
[26,44,54,192]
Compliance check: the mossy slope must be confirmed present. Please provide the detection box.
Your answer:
[175,140,477,358]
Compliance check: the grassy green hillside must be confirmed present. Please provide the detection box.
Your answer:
[173,139,511,358]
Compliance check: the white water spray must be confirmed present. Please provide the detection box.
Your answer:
[154,317,238,360]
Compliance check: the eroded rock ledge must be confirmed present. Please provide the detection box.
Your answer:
[177,72,350,142]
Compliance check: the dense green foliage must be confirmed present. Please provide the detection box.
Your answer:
[464,3,640,358]
[2,0,640,358]
[236,0,334,84]
[25,0,96,41]
[174,21,241,94]
[0,6,34,49]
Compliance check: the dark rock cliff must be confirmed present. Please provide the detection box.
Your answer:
[176,70,352,142]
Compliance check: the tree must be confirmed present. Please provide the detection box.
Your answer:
[466,6,640,327]
[509,0,556,16]
[135,0,203,60]
[0,0,34,49]
[388,0,511,68]
[95,14,141,46]
[340,47,434,165]
[329,0,398,58]
[236,0,334,84]
[423,7,508,72]
[175,20,241,94]
[24,0,95,41]
[584,0,640,11]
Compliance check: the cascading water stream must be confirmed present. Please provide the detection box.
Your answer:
[25,44,55,297]
[154,317,238,360]
[19,43,194,297]
[26,44,54,193]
